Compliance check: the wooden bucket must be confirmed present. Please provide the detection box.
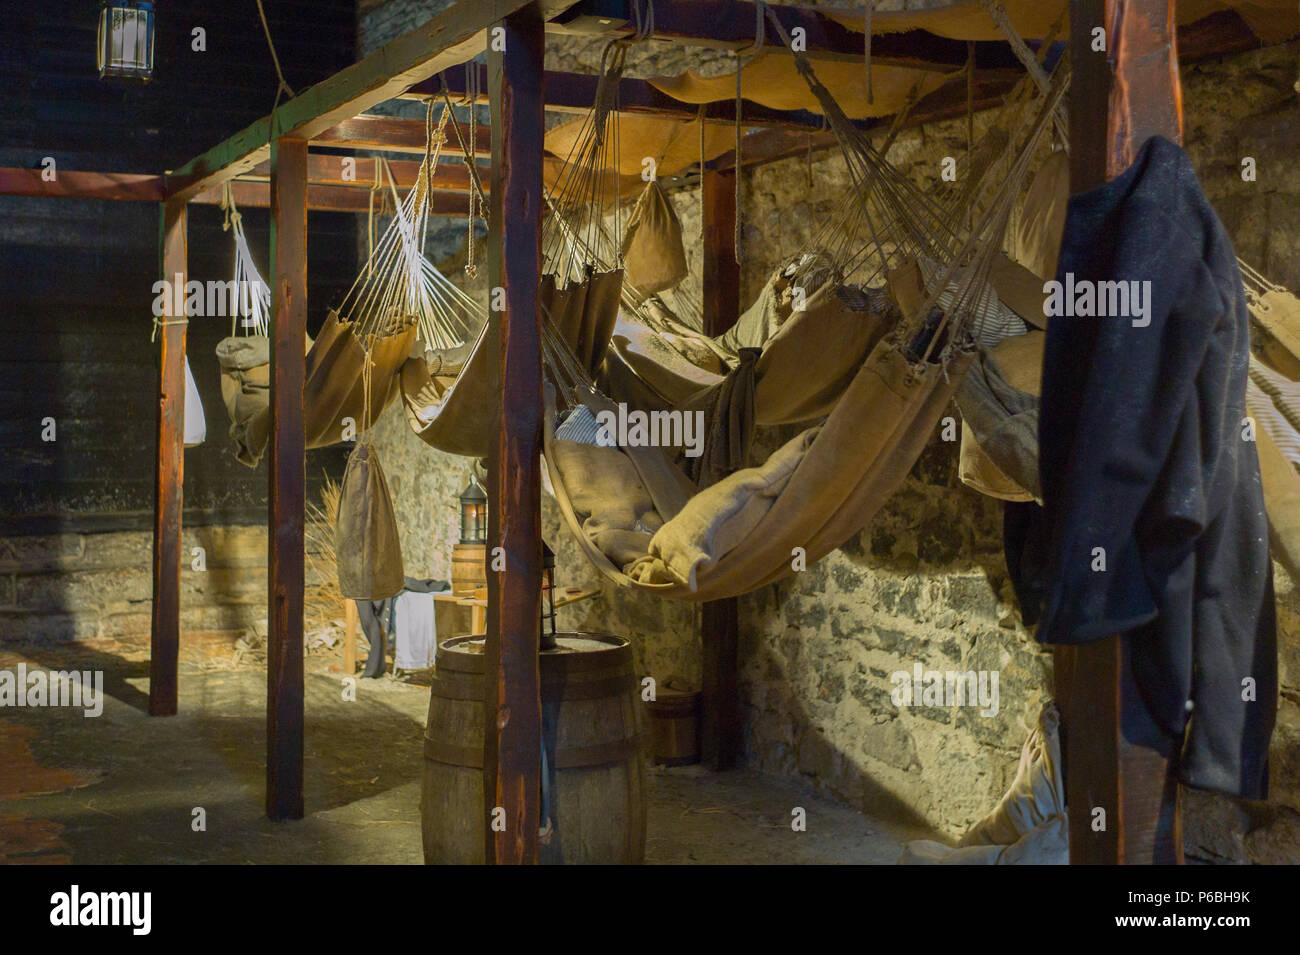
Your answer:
[421,632,646,864]
[450,542,486,595]
[647,685,700,766]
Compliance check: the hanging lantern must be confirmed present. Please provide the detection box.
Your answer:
[97,2,156,83]
[540,542,557,650]
[458,473,487,545]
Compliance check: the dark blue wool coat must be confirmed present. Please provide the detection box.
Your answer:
[1037,136,1277,800]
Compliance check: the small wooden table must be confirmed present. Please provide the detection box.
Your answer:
[342,586,601,675]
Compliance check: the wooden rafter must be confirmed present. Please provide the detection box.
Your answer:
[164,0,581,202]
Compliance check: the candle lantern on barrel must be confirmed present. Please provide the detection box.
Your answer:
[451,473,487,596]
[541,542,557,651]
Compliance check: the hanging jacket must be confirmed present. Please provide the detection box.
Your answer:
[1037,136,1277,800]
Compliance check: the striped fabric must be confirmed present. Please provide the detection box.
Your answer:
[555,404,611,447]
[1250,356,1300,434]
[1247,369,1300,469]
[918,257,1028,348]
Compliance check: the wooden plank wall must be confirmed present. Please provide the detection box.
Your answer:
[0,0,355,534]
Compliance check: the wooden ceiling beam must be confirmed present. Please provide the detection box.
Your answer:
[0,168,164,201]
[206,181,472,213]
[165,0,581,202]
[189,179,473,216]
[242,154,481,192]
[410,66,879,132]
[314,113,492,156]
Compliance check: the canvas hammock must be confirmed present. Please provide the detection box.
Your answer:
[537,19,1068,601]
[215,109,482,468]
[213,188,277,466]
[398,41,659,458]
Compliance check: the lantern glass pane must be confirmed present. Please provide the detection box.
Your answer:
[98,4,155,81]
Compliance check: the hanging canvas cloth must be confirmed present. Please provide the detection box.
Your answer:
[544,335,972,601]
[398,269,623,459]
[216,335,272,467]
[183,356,206,447]
[335,443,405,601]
[602,258,900,429]
[620,181,689,295]
[213,188,275,465]
[301,310,418,448]
[540,269,625,373]
[1010,149,1070,282]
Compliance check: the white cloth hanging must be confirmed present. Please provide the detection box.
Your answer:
[183,356,206,447]
[392,588,440,670]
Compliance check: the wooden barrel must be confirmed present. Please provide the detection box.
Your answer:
[647,685,700,766]
[421,631,646,864]
[450,542,486,595]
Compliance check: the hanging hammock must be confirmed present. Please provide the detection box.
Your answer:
[217,106,482,467]
[398,44,638,458]
[538,21,1069,601]
[299,106,480,450]
[214,186,278,466]
[592,14,1066,463]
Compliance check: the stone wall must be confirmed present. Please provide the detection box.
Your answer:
[355,4,1300,854]
[0,527,334,645]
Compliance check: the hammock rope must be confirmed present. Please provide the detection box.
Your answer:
[333,104,481,354]
[220,183,271,339]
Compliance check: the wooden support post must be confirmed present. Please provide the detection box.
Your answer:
[266,136,308,822]
[1060,0,1184,865]
[699,165,743,769]
[149,200,187,717]
[484,3,546,865]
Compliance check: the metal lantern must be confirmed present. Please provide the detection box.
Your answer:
[541,542,557,650]
[458,473,487,544]
[97,2,156,83]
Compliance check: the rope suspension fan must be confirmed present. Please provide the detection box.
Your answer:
[214,185,276,465]
[211,106,486,467]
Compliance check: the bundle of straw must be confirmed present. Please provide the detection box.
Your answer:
[305,475,345,636]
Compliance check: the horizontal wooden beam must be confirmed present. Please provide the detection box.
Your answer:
[0,166,475,213]
[315,113,492,156]
[245,154,481,193]
[0,168,164,201]
[192,179,474,215]
[165,0,580,202]
[413,67,878,132]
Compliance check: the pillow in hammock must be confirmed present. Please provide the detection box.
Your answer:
[555,404,613,447]
[591,528,655,570]
[550,439,660,538]
[636,426,818,590]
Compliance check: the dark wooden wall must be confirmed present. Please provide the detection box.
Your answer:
[0,1,359,533]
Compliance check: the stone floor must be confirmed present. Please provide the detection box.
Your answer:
[0,634,933,865]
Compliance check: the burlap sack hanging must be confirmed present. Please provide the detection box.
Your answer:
[335,442,405,601]
[620,180,689,295]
